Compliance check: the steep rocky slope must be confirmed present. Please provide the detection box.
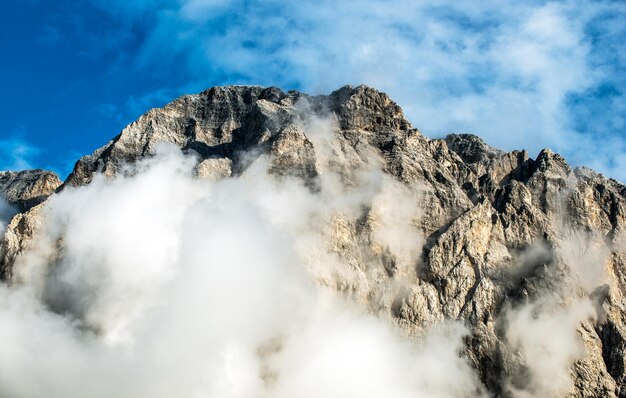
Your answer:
[1,85,625,397]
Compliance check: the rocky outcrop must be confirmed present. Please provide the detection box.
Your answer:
[0,170,61,279]
[2,85,626,397]
[0,170,61,211]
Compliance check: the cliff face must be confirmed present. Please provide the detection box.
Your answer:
[2,85,626,397]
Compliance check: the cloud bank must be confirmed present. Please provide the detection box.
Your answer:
[0,145,488,398]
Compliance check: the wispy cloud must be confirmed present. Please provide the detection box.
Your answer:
[0,136,76,178]
[86,0,626,181]
[0,138,43,171]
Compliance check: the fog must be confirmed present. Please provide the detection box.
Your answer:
[0,145,484,398]
[502,219,613,397]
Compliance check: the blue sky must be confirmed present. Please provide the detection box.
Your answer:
[1,0,625,181]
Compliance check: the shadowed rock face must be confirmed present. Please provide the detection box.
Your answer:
[2,85,626,397]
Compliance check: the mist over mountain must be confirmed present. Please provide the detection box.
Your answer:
[1,85,625,397]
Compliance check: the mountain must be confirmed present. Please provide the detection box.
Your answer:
[1,85,625,397]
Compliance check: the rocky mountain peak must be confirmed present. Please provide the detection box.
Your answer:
[1,85,626,397]
[444,133,503,164]
[62,84,415,188]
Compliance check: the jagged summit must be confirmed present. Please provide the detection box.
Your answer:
[444,134,504,163]
[1,85,626,397]
[62,84,413,188]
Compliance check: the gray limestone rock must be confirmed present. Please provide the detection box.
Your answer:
[2,84,626,397]
[0,170,61,212]
[195,158,232,180]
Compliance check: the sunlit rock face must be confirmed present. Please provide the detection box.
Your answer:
[2,85,626,398]
[0,170,61,211]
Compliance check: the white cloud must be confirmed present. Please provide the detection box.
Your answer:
[90,0,626,181]
[505,297,596,398]
[1,145,484,397]
[0,138,42,171]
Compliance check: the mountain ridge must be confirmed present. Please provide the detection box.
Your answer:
[1,84,626,397]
